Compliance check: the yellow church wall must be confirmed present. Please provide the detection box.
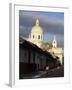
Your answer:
[49,47,63,65]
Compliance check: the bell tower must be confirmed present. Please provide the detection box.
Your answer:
[52,35,57,48]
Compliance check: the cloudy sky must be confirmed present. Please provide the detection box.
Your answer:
[19,10,64,48]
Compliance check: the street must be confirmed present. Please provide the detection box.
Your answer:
[20,66,64,79]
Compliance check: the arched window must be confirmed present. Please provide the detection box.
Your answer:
[33,35,34,39]
[54,41,55,43]
[38,35,40,39]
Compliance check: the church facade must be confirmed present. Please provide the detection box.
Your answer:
[28,19,64,65]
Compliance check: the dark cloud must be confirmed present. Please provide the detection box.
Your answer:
[19,10,64,48]
[19,25,30,38]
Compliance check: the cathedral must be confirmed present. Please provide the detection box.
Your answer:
[28,19,64,65]
[28,19,43,47]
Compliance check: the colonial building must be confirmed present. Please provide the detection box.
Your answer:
[19,37,61,79]
[28,19,64,65]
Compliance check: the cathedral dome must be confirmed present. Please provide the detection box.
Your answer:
[28,19,43,47]
[31,19,43,34]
